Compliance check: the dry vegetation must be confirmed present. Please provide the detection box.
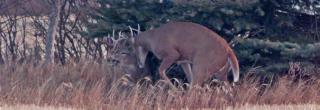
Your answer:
[0,104,80,110]
[1,104,320,110]
[0,61,319,110]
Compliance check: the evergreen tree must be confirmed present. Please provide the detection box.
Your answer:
[85,0,320,73]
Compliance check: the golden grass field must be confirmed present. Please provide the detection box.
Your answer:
[0,104,79,110]
[1,104,320,110]
[0,61,319,110]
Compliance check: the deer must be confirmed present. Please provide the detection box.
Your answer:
[100,31,151,83]
[129,21,240,88]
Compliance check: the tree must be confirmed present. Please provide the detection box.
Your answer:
[44,0,61,65]
[83,0,320,73]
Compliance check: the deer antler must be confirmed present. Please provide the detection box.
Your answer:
[137,24,141,34]
[129,26,134,38]
[128,24,141,37]
[100,30,128,52]
[104,30,129,64]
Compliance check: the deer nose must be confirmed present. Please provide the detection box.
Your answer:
[138,63,144,68]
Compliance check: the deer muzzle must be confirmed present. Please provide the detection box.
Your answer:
[138,62,144,68]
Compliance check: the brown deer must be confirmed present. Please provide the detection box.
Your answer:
[110,51,151,82]
[101,32,151,82]
[130,21,239,87]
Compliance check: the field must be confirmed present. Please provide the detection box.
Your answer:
[0,61,319,110]
[0,0,319,109]
[1,104,320,110]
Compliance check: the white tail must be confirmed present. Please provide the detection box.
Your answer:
[130,21,240,86]
[228,51,240,82]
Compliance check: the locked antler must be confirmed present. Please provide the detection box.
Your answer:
[128,24,141,38]
[100,30,127,49]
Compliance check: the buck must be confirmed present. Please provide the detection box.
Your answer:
[110,51,151,82]
[130,21,240,87]
[101,32,150,82]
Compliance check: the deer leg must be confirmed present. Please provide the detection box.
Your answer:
[180,63,193,83]
[158,53,179,88]
[191,62,211,87]
[213,60,231,82]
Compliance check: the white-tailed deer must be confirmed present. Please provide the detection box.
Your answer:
[130,21,240,87]
[100,32,150,82]
[110,51,151,82]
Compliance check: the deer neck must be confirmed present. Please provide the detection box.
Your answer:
[137,34,152,51]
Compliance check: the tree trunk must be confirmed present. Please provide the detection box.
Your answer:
[44,0,61,65]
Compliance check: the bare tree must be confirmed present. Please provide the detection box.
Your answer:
[44,0,61,65]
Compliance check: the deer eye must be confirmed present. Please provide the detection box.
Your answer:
[111,59,120,64]
[120,51,130,55]
[107,59,119,64]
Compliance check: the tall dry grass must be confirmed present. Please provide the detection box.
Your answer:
[0,61,319,110]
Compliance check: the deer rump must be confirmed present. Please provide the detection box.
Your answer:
[134,21,239,86]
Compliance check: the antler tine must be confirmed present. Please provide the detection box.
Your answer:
[111,30,120,44]
[118,31,128,42]
[129,26,134,37]
[111,31,127,51]
[118,31,125,39]
[128,25,141,35]
[112,29,116,39]
[137,24,141,34]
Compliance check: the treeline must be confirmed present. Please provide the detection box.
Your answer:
[87,0,320,74]
[0,0,111,64]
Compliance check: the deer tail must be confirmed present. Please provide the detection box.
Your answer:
[228,50,240,82]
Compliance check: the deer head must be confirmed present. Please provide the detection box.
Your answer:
[100,30,149,81]
[129,25,148,69]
